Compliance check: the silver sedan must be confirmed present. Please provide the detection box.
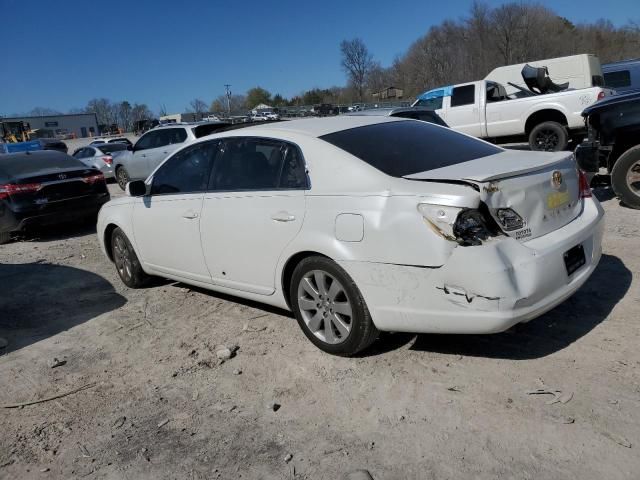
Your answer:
[72,143,129,180]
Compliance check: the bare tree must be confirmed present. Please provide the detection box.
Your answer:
[188,99,208,119]
[119,101,132,132]
[28,107,62,116]
[340,38,375,101]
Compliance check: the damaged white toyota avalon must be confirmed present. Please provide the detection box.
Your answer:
[97,116,604,356]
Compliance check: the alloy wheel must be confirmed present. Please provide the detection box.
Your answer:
[297,270,353,345]
[535,129,559,151]
[116,168,129,190]
[113,234,133,283]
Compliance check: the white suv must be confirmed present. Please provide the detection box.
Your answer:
[114,123,229,189]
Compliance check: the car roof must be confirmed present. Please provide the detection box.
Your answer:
[226,115,405,138]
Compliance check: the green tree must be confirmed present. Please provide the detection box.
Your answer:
[246,87,272,108]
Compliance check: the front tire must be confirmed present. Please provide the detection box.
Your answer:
[290,256,378,356]
[529,121,569,151]
[116,166,130,191]
[611,145,640,209]
[111,227,150,288]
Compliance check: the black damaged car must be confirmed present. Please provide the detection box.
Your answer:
[0,150,110,244]
[575,90,640,209]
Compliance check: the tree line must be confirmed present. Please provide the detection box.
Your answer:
[341,2,640,100]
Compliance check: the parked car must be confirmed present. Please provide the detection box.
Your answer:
[251,113,269,121]
[113,122,232,189]
[33,138,68,153]
[90,137,133,147]
[347,106,448,126]
[413,69,613,151]
[0,150,110,244]
[265,112,280,120]
[97,116,603,356]
[73,143,129,180]
[575,90,640,209]
[602,59,640,94]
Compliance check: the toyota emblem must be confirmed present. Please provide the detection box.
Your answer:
[551,171,563,189]
[58,173,67,180]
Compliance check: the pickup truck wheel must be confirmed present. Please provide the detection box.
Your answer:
[611,145,640,209]
[116,167,129,191]
[529,122,569,152]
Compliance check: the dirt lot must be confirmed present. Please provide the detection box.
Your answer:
[1,183,639,480]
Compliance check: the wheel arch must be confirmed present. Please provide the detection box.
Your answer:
[280,250,332,309]
[525,109,569,134]
[103,223,120,262]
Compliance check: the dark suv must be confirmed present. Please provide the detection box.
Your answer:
[576,90,640,209]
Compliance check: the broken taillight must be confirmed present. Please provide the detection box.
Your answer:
[0,182,42,200]
[452,209,493,246]
[578,169,592,198]
[102,155,113,165]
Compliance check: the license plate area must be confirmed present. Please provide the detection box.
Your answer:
[564,244,586,276]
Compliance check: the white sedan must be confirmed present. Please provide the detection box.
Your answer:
[97,116,604,356]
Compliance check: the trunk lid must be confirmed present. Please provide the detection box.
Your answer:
[404,150,582,242]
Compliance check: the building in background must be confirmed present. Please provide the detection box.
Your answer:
[372,87,404,101]
[1,113,99,139]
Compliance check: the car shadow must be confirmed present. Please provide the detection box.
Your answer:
[11,218,97,243]
[0,263,126,354]
[366,254,631,360]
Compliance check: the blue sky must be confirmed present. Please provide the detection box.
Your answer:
[0,0,637,115]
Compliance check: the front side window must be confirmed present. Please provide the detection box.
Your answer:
[320,120,502,177]
[451,85,475,107]
[209,137,307,191]
[134,131,158,151]
[151,141,218,195]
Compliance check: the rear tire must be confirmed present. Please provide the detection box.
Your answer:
[290,256,378,356]
[529,121,569,152]
[611,145,640,209]
[0,232,11,245]
[116,166,130,191]
[111,227,150,288]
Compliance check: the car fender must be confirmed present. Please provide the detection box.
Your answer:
[96,199,137,261]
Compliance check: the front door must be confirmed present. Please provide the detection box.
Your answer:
[446,84,483,138]
[200,137,308,295]
[132,141,218,283]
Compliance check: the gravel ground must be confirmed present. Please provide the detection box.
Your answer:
[0,183,638,480]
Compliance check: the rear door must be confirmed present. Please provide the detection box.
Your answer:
[200,137,307,295]
[146,128,189,172]
[132,141,217,282]
[446,84,483,137]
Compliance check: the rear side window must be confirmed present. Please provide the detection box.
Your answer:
[450,85,475,107]
[151,141,218,195]
[320,120,502,177]
[159,128,187,147]
[98,143,128,153]
[604,70,631,89]
[209,137,307,191]
[193,123,230,138]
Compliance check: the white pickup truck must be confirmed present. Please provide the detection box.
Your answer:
[413,79,613,151]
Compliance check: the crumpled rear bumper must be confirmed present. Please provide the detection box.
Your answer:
[340,197,605,334]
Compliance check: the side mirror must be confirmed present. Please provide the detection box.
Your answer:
[126,180,148,197]
[127,144,133,151]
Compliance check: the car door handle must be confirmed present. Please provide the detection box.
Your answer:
[182,211,199,219]
[271,211,295,222]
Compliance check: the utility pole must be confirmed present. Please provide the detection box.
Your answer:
[224,84,232,117]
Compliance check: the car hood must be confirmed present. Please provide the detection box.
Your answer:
[403,149,570,182]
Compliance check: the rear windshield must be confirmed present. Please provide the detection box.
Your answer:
[0,152,85,179]
[98,143,128,153]
[320,120,502,177]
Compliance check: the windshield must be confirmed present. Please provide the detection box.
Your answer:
[320,120,502,177]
